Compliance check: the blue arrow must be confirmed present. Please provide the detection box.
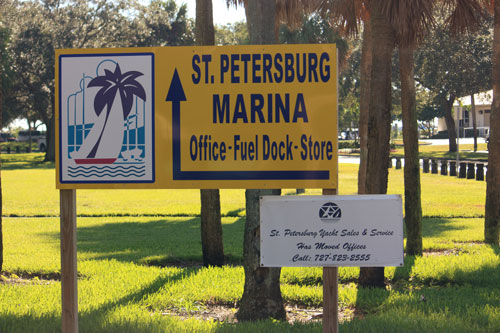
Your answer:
[166,69,330,181]
[166,69,185,178]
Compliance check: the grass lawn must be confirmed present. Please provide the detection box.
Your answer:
[0,153,497,332]
[2,154,486,218]
[391,143,489,161]
[342,141,489,161]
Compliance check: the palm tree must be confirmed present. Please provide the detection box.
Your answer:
[0,31,3,272]
[229,0,287,322]
[485,0,500,244]
[227,0,329,321]
[196,0,224,268]
[80,63,146,160]
[386,0,434,256]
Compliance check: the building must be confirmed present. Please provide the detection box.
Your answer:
[437,90,491,137]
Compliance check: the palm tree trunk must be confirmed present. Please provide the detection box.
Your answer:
[238,188,285,321]
[442,94,458,153]
[399,45,422,256]
[358,21,372,195]
[485,0,500,244]
[236,0,285,322]
[196,0,224,267]
[200,189,223,266]
[0,63,3,272]
[44,92,56,162]
[471,94,477,152]
[358,0,395,288]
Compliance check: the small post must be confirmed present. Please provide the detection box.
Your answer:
[476,164,484,181]
[422,159,429,173]
[459,162,467,178]
[467,163,475,179]
[449,161,457,176]
[60,189,78,333]
[395,157,402,169]
[322,188,338,333]
[431,159,438,174]
[440,160,448,176]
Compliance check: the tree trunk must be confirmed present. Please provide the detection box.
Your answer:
[195,0,215,46]
[358,21,372,195]
[195,0,224,267]
[44,115,55,161]
[237,189,285,321]
[485,1,500,244]
[399,45,422,256]
[244,0,277,45]
[27,118,32,153]
[0,64,3,272]
[442,94,457,153]
[471,94,477,152]
[236,0,285,322]
[358,1,395,288]
[44,92,56,162]
[200,189,224,266]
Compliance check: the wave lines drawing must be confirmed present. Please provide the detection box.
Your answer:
[68,165,146,178]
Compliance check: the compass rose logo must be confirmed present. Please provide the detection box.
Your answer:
[319,202,341,222]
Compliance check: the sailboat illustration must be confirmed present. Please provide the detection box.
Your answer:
[70,63,146,164]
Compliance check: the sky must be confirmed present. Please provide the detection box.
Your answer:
[179,0,246,25]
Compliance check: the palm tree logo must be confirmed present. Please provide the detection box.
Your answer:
[85,63,146,158]
[71,62,147,164]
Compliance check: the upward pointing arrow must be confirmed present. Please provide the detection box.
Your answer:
[166,69,186,178]
[166,69,186,102]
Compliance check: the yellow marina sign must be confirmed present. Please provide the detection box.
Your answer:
[56,44,338,189]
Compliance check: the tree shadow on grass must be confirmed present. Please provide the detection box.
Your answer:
[43,216,246,266]
[79,268,196,330]
[225,207,245,217]
[18,217,248,331]
[0,268,197,333]
[420,217,466,239]
[1,153,55,170]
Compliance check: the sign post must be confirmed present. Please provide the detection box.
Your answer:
[60,189,77,333]
[322,188,338,333]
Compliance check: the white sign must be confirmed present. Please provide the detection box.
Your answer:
[260,195,403,267]
[58,52,155,184]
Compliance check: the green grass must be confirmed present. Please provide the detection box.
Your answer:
[1,155,486,218]
[343,142,489,161]
[2,216,500,332]
[0,152,498,331]
[391,143,489,161]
